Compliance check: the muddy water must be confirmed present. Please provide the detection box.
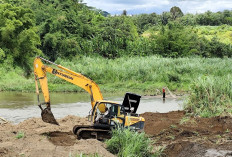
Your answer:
[0,92,183,123]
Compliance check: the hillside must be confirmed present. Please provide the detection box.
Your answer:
[196,25,232,44]
[143,25,232,45]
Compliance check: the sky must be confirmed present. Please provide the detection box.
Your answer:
[83,0,232,15]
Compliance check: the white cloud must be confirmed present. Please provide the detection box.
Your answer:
[83,0,232,14]
[84,0,170,13]
[178,0,232,13]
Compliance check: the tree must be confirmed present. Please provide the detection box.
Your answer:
[97,16,138,57]
[122,10,127,16]
[0,3,41,72]
[180,13,197,25]
[132,13,160,33]
[170,6,184,20]
[152,23,199,57]
[14,0,104,60]
[161,12,171,25]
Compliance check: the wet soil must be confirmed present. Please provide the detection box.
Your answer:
[141,111,232,157]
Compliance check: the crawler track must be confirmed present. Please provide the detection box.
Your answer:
[73,125,111,140]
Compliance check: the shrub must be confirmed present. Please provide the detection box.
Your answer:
[106,128,153,157]
[185,75,232,117]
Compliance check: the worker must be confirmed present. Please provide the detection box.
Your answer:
[95,107,109,122]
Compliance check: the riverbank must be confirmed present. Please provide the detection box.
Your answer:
[1,112,232,157]
[1,56,232,95]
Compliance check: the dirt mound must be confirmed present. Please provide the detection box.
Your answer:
[0,115,114,157]
[141,111,185,135]
[141,111,232,157]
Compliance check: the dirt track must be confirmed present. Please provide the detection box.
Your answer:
[1,112,232,157]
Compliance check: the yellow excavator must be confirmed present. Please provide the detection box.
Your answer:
[34,57,145,140]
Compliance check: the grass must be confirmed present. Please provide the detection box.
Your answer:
[0,56,232,95]
[170,125,177,129]
[179,117,191,125]
[184,75,232,117]
[105,128,154,157]
[153,146,166,157]
[15,131,25,139]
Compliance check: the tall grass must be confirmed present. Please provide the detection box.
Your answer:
[55,56,232,93]
[106,128,154,157]
[184,75,232,117]
[0,56,232,94]
[0,66,34,92]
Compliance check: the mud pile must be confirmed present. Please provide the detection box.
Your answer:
[0,116,114,157]
[142,111,232,157]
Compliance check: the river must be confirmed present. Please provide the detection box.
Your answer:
[0,92,184,123]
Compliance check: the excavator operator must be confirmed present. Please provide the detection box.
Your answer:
[95,107,109,122]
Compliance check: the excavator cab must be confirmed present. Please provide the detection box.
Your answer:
[91,99,144,131]
[91,101,125,127]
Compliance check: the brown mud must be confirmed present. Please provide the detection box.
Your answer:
[1,111,232,157]
[141,111,232,157]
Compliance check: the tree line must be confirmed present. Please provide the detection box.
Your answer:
[133,8,232,32]
[0,0,231,72]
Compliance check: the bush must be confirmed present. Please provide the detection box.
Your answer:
[185,75,232,117]
[106,128,153,157]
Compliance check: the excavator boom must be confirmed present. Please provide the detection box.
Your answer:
[34,57,104,125]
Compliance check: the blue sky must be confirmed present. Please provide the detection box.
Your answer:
[83,0,232,15]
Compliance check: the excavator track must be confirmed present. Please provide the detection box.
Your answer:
[73,125,111,140]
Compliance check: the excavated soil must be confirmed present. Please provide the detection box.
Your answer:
[0,115,115,157]
[1,111,232,157]
[141,111,232,157]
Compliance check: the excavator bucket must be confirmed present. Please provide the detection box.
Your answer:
[41,108,59,125]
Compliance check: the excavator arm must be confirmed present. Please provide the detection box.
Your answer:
[34,57,105,125]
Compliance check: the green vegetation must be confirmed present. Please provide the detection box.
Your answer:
[185,76,232,117]
[0,3,41,73]
[15,131,24,139]
[106,128,154,157]
[195,25,232,45]
[0,0,231,119]
[0,1,231,65]
[1,56,232,95]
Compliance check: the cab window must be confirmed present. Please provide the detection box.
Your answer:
[109,105,118,117]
